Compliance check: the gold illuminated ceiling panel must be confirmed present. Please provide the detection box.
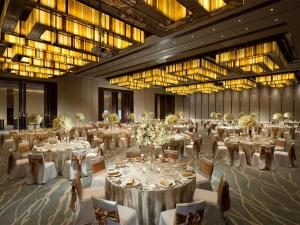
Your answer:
[166,83,224,95]
[216,41,287,74]
[223,79,256,91]
[110,68,189,90]
[256,73,295,88]
[0,0,145,79]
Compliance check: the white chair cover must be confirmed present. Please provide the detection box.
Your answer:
[63,150,88,180]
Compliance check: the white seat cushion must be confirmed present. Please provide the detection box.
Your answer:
[16,158,29,165]
[195,173,211,189]
[193,188,218,204]
[159,208,175,225]
[118,205,139,225]
[274,146,285,151]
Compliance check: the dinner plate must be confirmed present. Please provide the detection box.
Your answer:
[157,178,176,189]
[107,170,122,177]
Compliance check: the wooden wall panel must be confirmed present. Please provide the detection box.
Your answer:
[282,86,293,115]
[224,90,231,114]
[260,86,270,121]
[195,93,202,120]
[216,92,223,114]
[189,94,196,120]
[240,90,250,113]
[295,85,300,121]
[202,94,208,119]
[270,88,281,116]
[232,91,240,118]
[208,93,216,115]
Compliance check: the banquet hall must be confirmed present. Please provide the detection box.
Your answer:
[0,0,300,224]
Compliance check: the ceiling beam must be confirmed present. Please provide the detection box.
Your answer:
[176,0,209,18]
[120,0,173,26]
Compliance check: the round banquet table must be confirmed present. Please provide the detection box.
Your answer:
[32,140,90,174]
[105,160,196,225]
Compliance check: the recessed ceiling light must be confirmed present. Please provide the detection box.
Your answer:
[201,41,204,44]
[245,27,249,30]
[270,8,274,12]
[238,19,242,22]
[220,35,224,38]
[212,28,215,31]
[173,41,176,44]
[191,35,194,38]
[274,18,279,22]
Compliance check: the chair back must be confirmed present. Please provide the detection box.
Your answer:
[70,177,83,211]
[92,158,106,174]
[126,150,142,159]
[193,137,202,157]
[91,197,120,225]
[71,150,87,176]
[217,175,231,213]
[7,150,16,174]
[288,143,296,167]
[174,201,206,225]
[28,153,45,183]
[276,138,286,147]
[199,158,214,180]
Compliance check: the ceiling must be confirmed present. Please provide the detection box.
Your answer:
[0,0,300,90]
[73,0,300,82]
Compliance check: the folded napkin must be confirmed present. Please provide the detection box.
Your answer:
[107,170,119,176]
[126,177,135,186]
[180,171,194,177]
[160,178,173,187]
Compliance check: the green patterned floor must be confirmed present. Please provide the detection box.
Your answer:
[0,129,299,225]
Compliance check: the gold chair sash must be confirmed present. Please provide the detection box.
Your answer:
[7,152,16,174]
[193,138,202,158]
[288,144,296,167]
[260,146,274,170]
[226,143,239,166]
[94,207,120,225]
[175,209,204,225]
[29,155,44,184]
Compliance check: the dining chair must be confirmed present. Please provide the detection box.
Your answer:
[196,158,214,189]
[75,197,139,225]
[193,175,231,214]
[91,157,106,188]
[251,145,275,170]
[63,150,88,180]
[72,178,107,225]
[225,142,246,167]
[7,149,30,179]
[274,138,286,151]
[158,201,206,225]
[183,136,203,159]
[273,142,296,168]
[28,153,57,184]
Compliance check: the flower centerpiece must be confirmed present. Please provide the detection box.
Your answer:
[176,112,184,120]
[283,112,293,120]
[28,114,43,130]
[127,113,135,123]
[53,115,73,141]
[210,112,217,119]
[165,114,179,132]
[216,113,223,120]
[136,113,170,168]
[107,113,120,128]
[272,113,284,122]
[239,112,246,118]
[238,115,256,137]
[75,113,84,124]
[53,115,73,131]
[250,113,257,119]
[102,112,109,121]
[224,113,234,123]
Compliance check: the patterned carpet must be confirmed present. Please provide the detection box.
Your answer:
[0,129,299,225]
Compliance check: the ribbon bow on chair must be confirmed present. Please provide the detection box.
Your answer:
[260,146,274,170]
[29,156,44,184]
[72,154,86,177]
[175,209,204,225]
[94,207,120,225]
[193,138,202,158]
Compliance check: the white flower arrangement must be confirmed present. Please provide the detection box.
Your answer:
[53,115,73,131]
[250,113,257,119]
[238,115,256,128]
[224,113,234,122]
[136,115,170,147]
[176,112,184,120]
[272,113,284,121]
[283,112,293,120]
[210,112,217,119]
[239,112,246,118]
[165,114,179,126]
[107,113,120,125]
[102,112,109,119]
[28,114,43,125]
[127,113,135,121]
[75,113,84,122]
[216,113,223,120]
